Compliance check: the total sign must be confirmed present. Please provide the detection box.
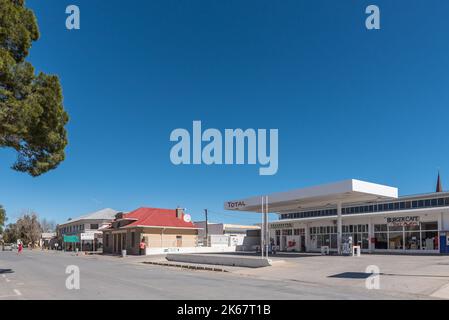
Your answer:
[225,201,246,210]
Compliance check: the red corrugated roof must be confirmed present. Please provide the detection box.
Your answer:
[123,207,196,228]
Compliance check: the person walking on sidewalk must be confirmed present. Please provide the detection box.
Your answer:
[139,238,146,255]
[17,242,23,255]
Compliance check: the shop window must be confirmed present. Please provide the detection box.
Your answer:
[316,235,323,248]
[322,234,330,247]
[389,232,403,250]
[362,233,369,249]
[389,225,403,232]
[131,232,135,247]
[405,232,420,250]
[330,234,337,249]
[422,231,439,250]
[421,221,438,231]
[404,224,419,231]
[374,233,388,249]
[374,224,387,232]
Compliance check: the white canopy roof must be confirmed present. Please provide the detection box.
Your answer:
[224,179,398,213]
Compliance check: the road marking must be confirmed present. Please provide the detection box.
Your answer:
[13,289,22,296]
[5,278,10,282]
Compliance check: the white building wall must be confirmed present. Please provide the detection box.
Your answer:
[442,212,449,230]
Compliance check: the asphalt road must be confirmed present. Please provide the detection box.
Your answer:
[0,250,426,300]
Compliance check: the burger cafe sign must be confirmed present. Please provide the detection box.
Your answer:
[385,216,420,227]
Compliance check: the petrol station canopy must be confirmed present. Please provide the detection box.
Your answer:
[224,179,398,213]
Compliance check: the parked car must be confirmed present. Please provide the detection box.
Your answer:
[2,243,13,251]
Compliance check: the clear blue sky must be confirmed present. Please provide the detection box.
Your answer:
[1,0,449,225]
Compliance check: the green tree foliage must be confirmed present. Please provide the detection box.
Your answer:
[0,0,69,176]
[3,222,18,243]
[0,204,6,233]
[15,210,42,245]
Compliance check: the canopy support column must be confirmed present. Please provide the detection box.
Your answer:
[261,197,264,259]
[265,196,269,259]
[337,202,342,255]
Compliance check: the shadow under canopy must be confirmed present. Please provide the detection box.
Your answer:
[0,269,14,274]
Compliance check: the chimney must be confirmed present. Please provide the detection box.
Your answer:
[176,207,184,220]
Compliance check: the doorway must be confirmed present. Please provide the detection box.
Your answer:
[281,236,287,251]
[117,234,122,252]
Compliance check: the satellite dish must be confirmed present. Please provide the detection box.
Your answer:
[183,214,192,223]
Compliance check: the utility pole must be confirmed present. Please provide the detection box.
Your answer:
[204,209,209,247]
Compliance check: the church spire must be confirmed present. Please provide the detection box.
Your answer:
[436,171,443,192]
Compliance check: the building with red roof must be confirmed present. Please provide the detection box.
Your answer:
[102,207,199,255]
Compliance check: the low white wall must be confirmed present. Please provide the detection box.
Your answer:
[145,246,237,255]
[166,253,272,268]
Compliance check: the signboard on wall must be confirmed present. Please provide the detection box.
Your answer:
[385,216,420,227]
[270,223,293,229]
[63,235,79,243]
[80,233,95,241]
[285,236,300,252]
